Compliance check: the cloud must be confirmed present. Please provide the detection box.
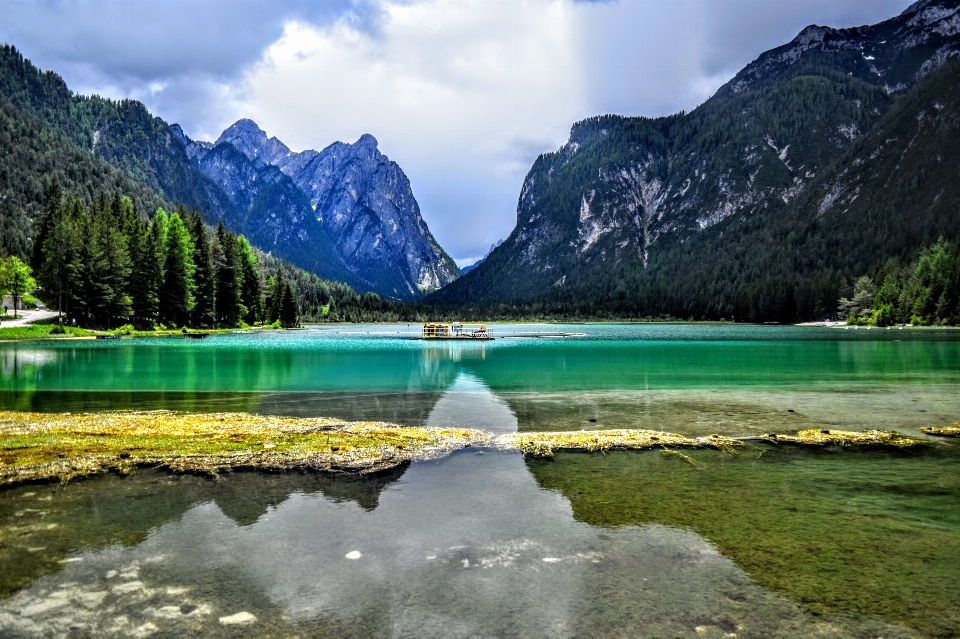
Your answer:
[0,0,914,262]
[0,0,365,138]
[239,3,586,260]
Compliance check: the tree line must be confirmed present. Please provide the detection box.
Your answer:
[838,238,960,326]
[30,185,298,329]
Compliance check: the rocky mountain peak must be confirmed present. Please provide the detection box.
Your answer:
[793,25,835,46]
[217,118,291,166]
[180,119,459,299]
[355,133,379,149]
[902,0,957,21]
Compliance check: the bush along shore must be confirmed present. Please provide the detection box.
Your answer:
[0,411,939,487]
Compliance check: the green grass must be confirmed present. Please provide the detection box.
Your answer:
[0,324,93,340]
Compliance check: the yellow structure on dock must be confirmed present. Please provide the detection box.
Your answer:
[422,322,492,340]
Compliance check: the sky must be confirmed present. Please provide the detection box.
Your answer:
[0,0,912,266]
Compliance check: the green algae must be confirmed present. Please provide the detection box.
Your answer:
[758,428,927,448]
[0,411,488,485]
[526,443,960,638]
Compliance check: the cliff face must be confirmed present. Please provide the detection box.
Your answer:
[429,0,960,316]
[191,120,459,299]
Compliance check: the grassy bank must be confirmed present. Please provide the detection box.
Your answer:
[0,324,94,340]
[0,323,285,341]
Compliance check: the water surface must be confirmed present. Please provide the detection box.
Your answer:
[1,324,958,637]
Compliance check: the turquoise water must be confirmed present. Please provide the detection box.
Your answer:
[1,324,959,637]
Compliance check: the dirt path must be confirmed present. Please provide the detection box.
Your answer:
[0,309,60,327]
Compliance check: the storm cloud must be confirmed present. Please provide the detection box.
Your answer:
[0,0,911,265]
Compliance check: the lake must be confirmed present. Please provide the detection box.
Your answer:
[1,324,959,638]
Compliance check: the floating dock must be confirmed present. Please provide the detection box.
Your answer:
[421,323,493,340]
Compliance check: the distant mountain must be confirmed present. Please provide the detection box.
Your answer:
[0,46,458,299]
[182,119,460,299]
[461,240,504,275]
[429,0,960,322]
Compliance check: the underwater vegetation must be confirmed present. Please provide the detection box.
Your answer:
[527,444,960,638]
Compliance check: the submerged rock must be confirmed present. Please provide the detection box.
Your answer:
[218,611,256,625]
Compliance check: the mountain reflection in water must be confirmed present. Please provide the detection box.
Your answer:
[1,450,913,639]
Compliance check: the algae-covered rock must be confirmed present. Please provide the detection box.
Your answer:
[496,429,739,458]
[921,424,960,438]
[758,428,927,448]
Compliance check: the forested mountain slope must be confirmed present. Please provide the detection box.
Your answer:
[181,119,459,300]
[0,95,171,259]
[430,0,960,322]
[0,46,457,298]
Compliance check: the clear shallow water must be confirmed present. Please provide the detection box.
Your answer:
[1,324,959,637]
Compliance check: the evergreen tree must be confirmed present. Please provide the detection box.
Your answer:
[31,181,62,273]
[98,195,133,326]
[189,212,216,327]
[159,213,196,327]
[127,212,163,328]
[153,208,169,264]
[279,280,298,327]
[265,274,282,323]
[214,221,242,327]
[237,236,262,325]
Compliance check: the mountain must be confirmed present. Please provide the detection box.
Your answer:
[461,240,504,275]
[0,93,173,258]
[182,119,460,299]
[430,0,960,322]
[0,46,457,299]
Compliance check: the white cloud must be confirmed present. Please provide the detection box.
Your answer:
[236,0,912,262]
[239,2,586,260]
[0,0,914,262]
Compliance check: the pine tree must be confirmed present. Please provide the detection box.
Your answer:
[279,280,298,327]
[237,236,262,325]
[31,181,62,273]
[159,213,196,328]
[128,212,163,328]
[265,274,282,323]
[97,195,132,326]
[189,212,216,327]
[214,221,242,327]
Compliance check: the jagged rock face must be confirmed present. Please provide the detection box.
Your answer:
[433,0,960,305]
[215,119,291,167]
[727,0,960,96]
[190,120,459,299]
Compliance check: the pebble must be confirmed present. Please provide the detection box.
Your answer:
[345,551,362,560]
[219,611,257,625]
[18,599,70,617]
[111,581,144,595]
